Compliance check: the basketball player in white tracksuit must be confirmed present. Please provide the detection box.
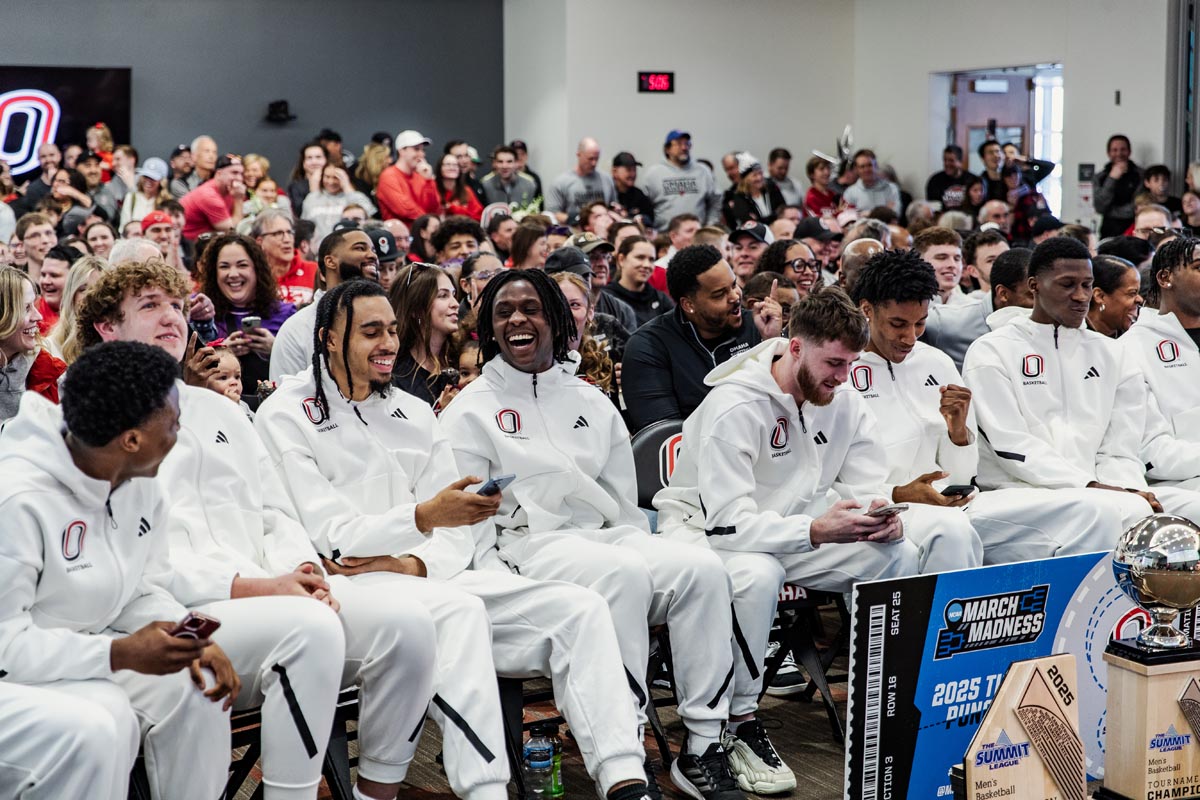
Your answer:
[652,292,917,794]
[962,237,1200,530]
[850,249,1117,565]
[255,280,651,800]
[1118,238,1200,491]
[0,681,129,799]
[158,381,439,799]
[0,351,232,800]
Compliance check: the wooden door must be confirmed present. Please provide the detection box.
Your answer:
[953,74,1035,173]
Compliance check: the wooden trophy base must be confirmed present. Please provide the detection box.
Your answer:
[1100,644,1200,800]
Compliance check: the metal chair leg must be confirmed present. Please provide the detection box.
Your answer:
[499,678,528,800]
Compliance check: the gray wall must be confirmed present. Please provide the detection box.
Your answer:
[0,0,504,179]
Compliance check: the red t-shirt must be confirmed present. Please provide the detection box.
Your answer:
[34,296,58,335]
[277,251,318,307]
[181,180,234,240]
[377,166,441,224]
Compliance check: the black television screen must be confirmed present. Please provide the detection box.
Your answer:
[0,66,131,179]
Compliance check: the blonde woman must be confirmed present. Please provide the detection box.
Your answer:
[0,267,66,422]
[550,271,616,400]
[47,256,106,363]
[354,142,392,196]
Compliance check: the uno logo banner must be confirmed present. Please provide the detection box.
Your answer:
[0,90,60,175]
[1022,354,1044,378]
[851,364,873,393]
[1157,339,1180,363]
[495,408,521,434]
[61,519,86,561]
[843,552,1200,799]
[658,432,683,487]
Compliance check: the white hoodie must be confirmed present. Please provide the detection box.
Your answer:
[157,384,320,606]
[438,353,648,564]
[653,339,889,552]
[962,315,1147,490]
[1119,311,1200,481]
[254,368,473,581]
[0,394,186,683]
[851,343,977,493]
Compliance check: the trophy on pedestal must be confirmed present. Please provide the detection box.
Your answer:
[1099,514,1200,800]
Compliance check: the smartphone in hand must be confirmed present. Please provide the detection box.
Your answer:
[170,612,221,640]
[476,474,516,496]
[867,502,909,518]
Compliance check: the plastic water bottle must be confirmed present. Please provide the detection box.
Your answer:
[523,727,555,797]
[531,721,564,798]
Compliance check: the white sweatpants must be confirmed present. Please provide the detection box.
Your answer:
[966,488,1123,565]
[197,596,346,800]
[344,572,509,800]
[1087,485,1200,531]
[499,527,736,743]
[452,569,646,794]
[716,540,919,717]
[0,680,136,800]
[900,504,983,573]
[327,574,438,785]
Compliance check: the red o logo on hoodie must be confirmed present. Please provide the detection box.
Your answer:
[770,417,789,450]
[302,397,328,425]
[62,520,87,562]
[1157,339,1180,363]
[1022,354,1044,378]
[851,364,872,392]
[496,408,522,434]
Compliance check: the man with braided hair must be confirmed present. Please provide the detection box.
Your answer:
[440,269,745,800]
[256,278,657,800]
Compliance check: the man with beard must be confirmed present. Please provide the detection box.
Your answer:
[439,270,742,800]
[641,130,721,225]
[653,288,917,795]
[623,245,782,431]
[269,228,379,381]
[963,237,1200,528]
[257,280,658,800]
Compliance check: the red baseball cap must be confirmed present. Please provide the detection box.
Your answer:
[141,210,173,233]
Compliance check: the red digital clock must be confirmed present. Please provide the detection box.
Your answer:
[638,72,675,93]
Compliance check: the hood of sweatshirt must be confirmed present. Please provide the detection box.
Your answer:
[0,392,110,507]
[479,350,582,393]
[704,337,789,394]
[985,304,1032,331]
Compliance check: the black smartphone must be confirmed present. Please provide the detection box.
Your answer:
[941,484,975,497]
[476,474,516,496]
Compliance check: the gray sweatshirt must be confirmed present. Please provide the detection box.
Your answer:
[640,160,722,226]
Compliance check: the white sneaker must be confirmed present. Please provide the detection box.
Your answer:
[723,721,797,794]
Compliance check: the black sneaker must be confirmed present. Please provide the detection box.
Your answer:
[669,742,746,800]
[643,757,664,800]
[723,720,797,794]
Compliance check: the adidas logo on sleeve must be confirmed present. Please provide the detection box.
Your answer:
[1084,366,1100,380]
[573,416,589,429]
[924,375,939,387]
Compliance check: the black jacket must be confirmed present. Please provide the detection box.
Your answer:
[602,282,674,330]
[622,306,761,432]
[722,184,786,227]
[594,291,638,334]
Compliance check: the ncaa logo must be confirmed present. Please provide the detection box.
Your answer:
[1022,354,1044,378]
[770,417,789,450]
[1158,339,1180,363]
[850,364,872,393]
[496,408,521,434]
[658,432,684,487]
[0,90,61,175]
[61,520,87,562]
[302,396,328,425]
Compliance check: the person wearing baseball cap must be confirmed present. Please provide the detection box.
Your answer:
[167,144,196,199]
[180,154,247,241]
[377,130,441,225]
[641,129,721,228]
[612,152,655,229]
[119,157,171,230]
[74,150,121,224]
[728,222,773,287]
[367,228,403,292]
[509,139,543,200]
[1030,214,1064,244]
[723,152,786,229]
[567,233,639,333]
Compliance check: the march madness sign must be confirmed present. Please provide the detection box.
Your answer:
[843,552,1200,799]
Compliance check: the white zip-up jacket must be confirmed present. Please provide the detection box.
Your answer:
[962,315,1147,490]
[1119,311,1200,481]
[157,384,321,606]
[254,369,473,581]
[653,339,889,552]
[438,353,649,564]
[850,344,977,493]
[0,393,186,683]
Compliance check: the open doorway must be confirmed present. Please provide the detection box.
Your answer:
[944,64,1064,216]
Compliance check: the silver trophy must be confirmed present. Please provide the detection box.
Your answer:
[1112,514,1200,649]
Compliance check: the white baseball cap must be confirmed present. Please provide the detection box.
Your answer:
[395,130,432,150]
